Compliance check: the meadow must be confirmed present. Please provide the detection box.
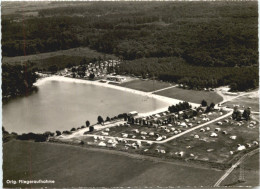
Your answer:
[119,79,172,92]
[3,140,223,188]
[221,152,259,187]
[155,87,223,104]
[223,93,259,112]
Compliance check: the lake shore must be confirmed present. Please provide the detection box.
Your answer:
[35,76,200,116]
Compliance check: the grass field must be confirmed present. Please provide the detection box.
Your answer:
[119,79,173,92]
[221,152,259,187]
[3,140,223,188]
[2,47,117,64]
[155,87,223,104]
[223,93,259,112]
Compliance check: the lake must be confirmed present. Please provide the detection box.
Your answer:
[3,80,170,134]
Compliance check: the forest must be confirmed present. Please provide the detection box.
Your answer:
[2,64,38,101]
[2,1,258,91]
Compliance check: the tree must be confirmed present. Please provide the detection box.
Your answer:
[209,102,215,109]
[71,127,76,131]
[201,100,207,107]
[85,120,90,127]
[232,107,242,121]
[98,116,104,125]
[56,130,61,136]
[89,73,95,80]
[89,126,94,132]
[242,108,251,121]
[106,116,111,122]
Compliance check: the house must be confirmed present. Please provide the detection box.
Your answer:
[141,136,146,140]
[217,122,223,125]
[215,128,221,132]
[188,123,193,127]
[156,136,163,141]
[206,127,210,131]
[171,128,176,131]
[128,111,138,117]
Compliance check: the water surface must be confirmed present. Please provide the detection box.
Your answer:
[3,80,169,134]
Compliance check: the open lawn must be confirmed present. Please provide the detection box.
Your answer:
[2,47,117,65]
[221,152,259,187]
[155,87,223,104]
[3,140,223,188]
[223,93,259,112]
[119,79,173,92]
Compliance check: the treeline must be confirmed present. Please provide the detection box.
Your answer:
[117,57,258,91]
[168,101,191,113]
[2,64,38,101]
[2,1,258,67]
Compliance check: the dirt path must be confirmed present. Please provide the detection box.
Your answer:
[149,85,177,94]
[214,148,259,187]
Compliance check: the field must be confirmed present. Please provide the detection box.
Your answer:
[3,140,223,188]
[155,87,223,104]
[223,93,259,112]
[221,152,259,187]
[119,79,173,92]
[2,47,117,65]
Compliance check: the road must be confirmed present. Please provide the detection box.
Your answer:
[214,148,259,187]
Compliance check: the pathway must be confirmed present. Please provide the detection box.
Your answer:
[149,85,177,94]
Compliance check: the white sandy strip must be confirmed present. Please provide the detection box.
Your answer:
[35,76,200,112]
[149,85,177,94]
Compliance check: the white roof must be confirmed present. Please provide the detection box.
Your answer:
[129,111,138,114]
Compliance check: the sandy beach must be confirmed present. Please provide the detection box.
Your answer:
[34,76,200,115]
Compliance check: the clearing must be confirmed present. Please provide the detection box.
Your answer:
[2,47,117,65]
[220,151,259,187]
[119,79,173,92]
[223,91,259,112]
[155,87,223,104]
[3,140,223,188]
